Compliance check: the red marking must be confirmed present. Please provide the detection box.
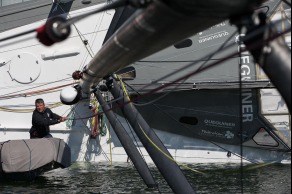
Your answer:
[72,71,84,80]
[36,25,55,46]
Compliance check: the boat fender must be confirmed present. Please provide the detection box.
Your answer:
[60,85,82,105]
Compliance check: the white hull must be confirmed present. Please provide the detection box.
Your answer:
[0,2,291,165]
[1,127,290,164]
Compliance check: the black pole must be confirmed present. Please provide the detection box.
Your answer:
[107,77,196,194]
[93,89,157,188]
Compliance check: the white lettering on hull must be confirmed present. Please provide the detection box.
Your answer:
[236,34,254,122]
[199,31,229,43]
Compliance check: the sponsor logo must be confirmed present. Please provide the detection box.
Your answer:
[198,22,227,35]
[236,34,254,123]
[225,131,235,139]
[202,129,224,137]
[201,129,235,140]
[204,119,235,129]
[199,31,229,43]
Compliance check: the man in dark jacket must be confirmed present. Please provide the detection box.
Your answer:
[30,98,66,138]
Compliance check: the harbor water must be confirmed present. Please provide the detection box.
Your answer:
[0,162,290,194]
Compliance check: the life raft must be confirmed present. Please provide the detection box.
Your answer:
[0,138,71,181]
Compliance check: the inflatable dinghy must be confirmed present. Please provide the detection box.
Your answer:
[0,138,71,181]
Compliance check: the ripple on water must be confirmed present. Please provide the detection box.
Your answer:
[0,162,290,194]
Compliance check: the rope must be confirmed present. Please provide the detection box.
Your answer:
[99,104,107,137]
[122,81,277,166]
[0,102,63,113]
[56,3,95,70]
[118,77,206,175]
[0,0,128,43]
[66,110,76,128]
[109,126,113,170]
[237,25,244,194]
[139,123,206,175]
[64,24,290,124]
[0,82,77,100]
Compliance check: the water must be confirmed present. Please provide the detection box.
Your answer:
[0,162,290,194]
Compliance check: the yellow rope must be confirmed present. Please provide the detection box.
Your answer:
[244,162,276,171]
[269,4,282,20]
[109,126,113,173]
[118,76,206,175]
[281,4,291,25]
[223,162,276,174]
[138,123,206,175]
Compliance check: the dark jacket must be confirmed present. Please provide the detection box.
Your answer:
[30,108,61,138]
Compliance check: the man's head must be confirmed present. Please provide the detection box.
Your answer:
[35,98,45,112]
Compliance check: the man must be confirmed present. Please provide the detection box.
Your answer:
[30,98,66,138]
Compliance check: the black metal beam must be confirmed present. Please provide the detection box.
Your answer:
[107,77,196,194]
[93,89,157,188]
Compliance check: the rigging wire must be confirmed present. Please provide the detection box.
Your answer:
[282,0,291,7]
[0,3,289,191]
[64,23,291,122]
[0,81,76,100]
[120,79,283,175]
[121,108,148,162]
[118,77,206,175]
[60,20,291,172]
[134,26,290,98]
[237,24,244,194]
[132,30,238,107]
[123,80,287,175]
[97,4,291,107]
[0,0,130,44]
[0,0,289,162]
[60,0,128,29]
[0,77,72,97]
[137,57,238,63]
[0,102,63,113]
[1,4,284,109]
[122,81,266,166]
[56,3,96,70]
[0,29,37,43]
[0,2,288,100]
[134,19,288,94]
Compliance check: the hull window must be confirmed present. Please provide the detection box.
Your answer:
[253,128,279,147]
[174,39,193,49]
[179,116,198,126]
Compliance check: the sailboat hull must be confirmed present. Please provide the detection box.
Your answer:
[0,0,290,165]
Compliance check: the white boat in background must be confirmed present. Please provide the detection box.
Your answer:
[0,0,291,167]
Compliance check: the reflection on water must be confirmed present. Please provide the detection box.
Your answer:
[0,162,290,194]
